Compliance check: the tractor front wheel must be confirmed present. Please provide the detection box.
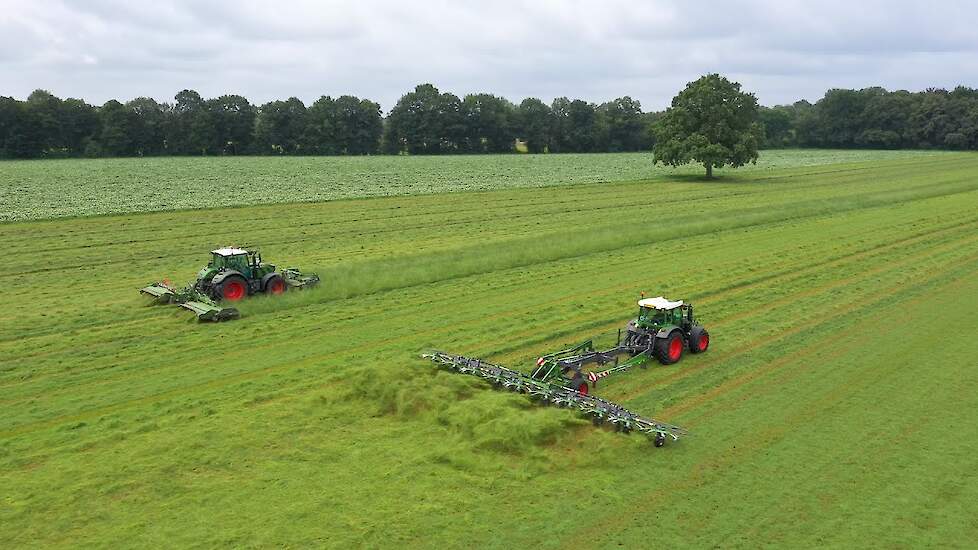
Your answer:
[656,330,684,365]
[570,376,590,395]
[218,276,248,302]
[264,275,287,296]
[689,326,710,354]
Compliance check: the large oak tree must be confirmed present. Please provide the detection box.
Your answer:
[653,74,762,177]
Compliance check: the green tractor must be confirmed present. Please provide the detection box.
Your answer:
[192,248,320,302]
[622,296,710,365]
[531,296,710,395]
[140,248,319,321]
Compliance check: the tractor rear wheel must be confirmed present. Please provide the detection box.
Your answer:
[656,330,684,365]
[264,275,287,295]
[218,276,248,302]
[689,326,710,354]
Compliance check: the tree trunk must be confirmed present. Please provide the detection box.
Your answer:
[705,163,713,178]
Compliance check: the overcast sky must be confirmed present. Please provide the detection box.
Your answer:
[2,0,977,112]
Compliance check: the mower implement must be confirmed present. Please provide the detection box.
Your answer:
[140,281,239,322]
[422,351,687,447]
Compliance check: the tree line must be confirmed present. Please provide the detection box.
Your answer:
[1,82,977,159]
[760,86,978,150]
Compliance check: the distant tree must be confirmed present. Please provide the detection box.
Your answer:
[305,96,340,154]
[0,96,43,158]
[306,95,383,155]
[126,97,166,155]
[255,97,307,154]
[337,95,382,154]
[653,74,762,177]
[385,84,463,154]
[515,98,551,153]
[169,89,214,155]
[758,106,793,148]
[548,97,572,153]
[26,90,64,155]
[97,100,137,156]
[59,98,99,155]
[207,95,256,154]
[565,100,597,152]
[598,96,645,152]
[460,93,515,153]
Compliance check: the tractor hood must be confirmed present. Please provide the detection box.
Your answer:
[197,265,217,282]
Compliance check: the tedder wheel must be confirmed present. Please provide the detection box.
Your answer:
[655,330,684,365]
[218,276,248,302]
[264,275,287,296]
[570,375,590,396]
[654,433,666,447]
[688,326,710,354]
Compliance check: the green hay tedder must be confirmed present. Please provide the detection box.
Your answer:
[140,247,320,322]
[423,295,708,447]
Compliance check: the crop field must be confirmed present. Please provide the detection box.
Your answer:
[2,151,978,547]
[0,149,948,222]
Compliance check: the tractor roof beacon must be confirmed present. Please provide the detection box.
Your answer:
[140,247,320,322]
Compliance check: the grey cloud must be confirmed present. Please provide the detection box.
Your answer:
[1,0,975,111]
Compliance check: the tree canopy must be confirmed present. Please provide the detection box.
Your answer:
[653,74,762,177]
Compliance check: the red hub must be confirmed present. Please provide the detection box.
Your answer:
[268,279,286,295]
[222,280,246,301]
[698,334,709,352]
[578,382,589,395]
[669,337,682,361]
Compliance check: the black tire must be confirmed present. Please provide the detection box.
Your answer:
[569,375,590,396]
[689,326,710,354]
[654,433,666,447]
[217,275,248,302]
[264,274,287,296]
[655,330,684,365]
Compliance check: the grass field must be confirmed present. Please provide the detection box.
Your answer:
[2,151,978,547]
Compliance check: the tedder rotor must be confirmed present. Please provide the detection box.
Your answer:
[422,295,708,447]
[140,247,320,322]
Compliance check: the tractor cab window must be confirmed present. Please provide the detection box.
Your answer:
[670,308,683,324]
[227,254,249,273]
[640,307,667,325]
[211,253,226,269]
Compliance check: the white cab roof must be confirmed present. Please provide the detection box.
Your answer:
[638,296,684,310]
[212,248,249,256]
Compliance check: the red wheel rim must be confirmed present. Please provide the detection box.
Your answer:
[669,337,682,360]
[223,280,245,301]
[269,279,285,295]
[578,383,589,395]
[699,334,709,351]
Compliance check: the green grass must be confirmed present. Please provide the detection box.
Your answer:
[2,151,978,547]
[0,149,951,222]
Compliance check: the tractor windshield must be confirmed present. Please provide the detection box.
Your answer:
[211,253,226,269]
[639,306,667,325]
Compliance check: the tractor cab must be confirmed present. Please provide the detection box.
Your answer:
[209,248,255,278]
[636,296,692,329]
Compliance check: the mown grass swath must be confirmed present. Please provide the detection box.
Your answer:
[1,150,977,547]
